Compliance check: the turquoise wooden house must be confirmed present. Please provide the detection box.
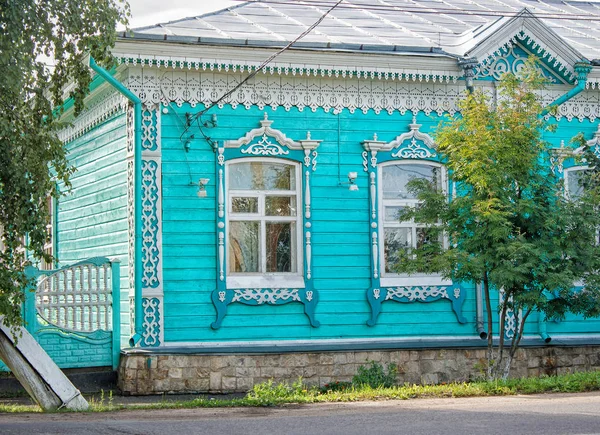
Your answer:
[31,1,600,392]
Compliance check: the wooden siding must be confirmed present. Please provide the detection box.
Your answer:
[159,104,600,344]
[57,113,130,347]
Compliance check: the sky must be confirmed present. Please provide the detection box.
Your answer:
[127,0,238,28]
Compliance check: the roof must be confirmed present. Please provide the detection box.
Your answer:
[124,0,600,61]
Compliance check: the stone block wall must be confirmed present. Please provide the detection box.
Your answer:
[118,346,600,395]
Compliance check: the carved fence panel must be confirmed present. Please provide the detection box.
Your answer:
[24,257,121,370]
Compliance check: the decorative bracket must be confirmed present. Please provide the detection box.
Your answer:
[367,286,467,326]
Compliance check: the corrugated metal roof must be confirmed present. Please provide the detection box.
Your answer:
[125,0,600,60]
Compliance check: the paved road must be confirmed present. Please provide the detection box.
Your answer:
[1,392,600,434]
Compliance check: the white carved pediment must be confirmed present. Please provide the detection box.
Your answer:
[362,115,437,162]
[459,9,585,83]
[224,113,321,152]
[587,123,600,157]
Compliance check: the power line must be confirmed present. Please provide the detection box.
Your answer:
[227,0,600,21]
[181,0,345,138]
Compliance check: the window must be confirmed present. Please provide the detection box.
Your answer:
[378,161,448,285]
[565,166,587,200]
[226,159,303,288]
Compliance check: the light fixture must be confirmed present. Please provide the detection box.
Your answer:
[347,172,359,191]
[196,178,210,198]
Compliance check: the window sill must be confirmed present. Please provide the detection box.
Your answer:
[226,275,306,289]
[380,275,452,287]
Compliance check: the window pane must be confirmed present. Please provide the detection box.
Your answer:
[384,227,411,273]
[266,196,296,216]
[384,206,407,222]
[266,222,296,272]
[229,162,295,190]
[382,164,441,199]
[416,227,442,249]
[231,197,258,213]
[229,221,260,273]
[567,169,585,199]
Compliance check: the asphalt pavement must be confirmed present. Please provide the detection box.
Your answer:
[0,392,599,434]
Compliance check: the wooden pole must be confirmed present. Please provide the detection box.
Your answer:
[0,320,89,411]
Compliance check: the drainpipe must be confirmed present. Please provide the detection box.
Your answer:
[541,61,593,116]
[458,57,478,94]
[476,283,487,339]
[539,313,551,343]
[88,57,143,347]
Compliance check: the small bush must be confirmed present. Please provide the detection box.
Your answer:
[352,361,398,388]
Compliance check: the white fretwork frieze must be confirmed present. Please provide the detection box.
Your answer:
[231,288,301,304]
[126,68,600,122]
[58,90,128,144]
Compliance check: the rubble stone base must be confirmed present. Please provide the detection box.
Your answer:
[118,346,600,395]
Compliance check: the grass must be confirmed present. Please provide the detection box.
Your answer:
[1,370,599,413]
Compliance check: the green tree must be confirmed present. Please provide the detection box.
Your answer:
[0,1,130,329]
[396,59,600,380]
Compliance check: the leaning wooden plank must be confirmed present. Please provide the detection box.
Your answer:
[0,319,89,411]
[0,328,62,410]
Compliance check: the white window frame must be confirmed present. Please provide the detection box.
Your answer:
[225,158,304,289]
[378,160,451,287]
[564,165,588,201]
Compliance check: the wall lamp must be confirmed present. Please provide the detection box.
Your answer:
[339,172,359,191]
[194,178,210,198]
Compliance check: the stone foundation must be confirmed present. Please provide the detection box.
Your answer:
[118,346,600,395]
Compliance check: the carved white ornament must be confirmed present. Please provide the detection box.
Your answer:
[474,32,575,82]
[241,134,290,156]
[126,68,600,121]
[127,161,135,294]
[372,232,379,279]
[305,171,311,220]
[141,160,160,288]
[58,90,127,144]
[118,55,460,84]
[373,288,381,300]
[232,288,301,304]
[475,45,554,82]
[389,116,437,159]
[142,298,160,346]
[385,286,450,302]
[306,231,312,280]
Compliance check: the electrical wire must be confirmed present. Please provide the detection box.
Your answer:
[180,0,344,137]
[227,0,600,21]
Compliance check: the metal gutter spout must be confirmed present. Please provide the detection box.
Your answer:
[475,283,487,339]
[541,62,592,117]
[539,313,551,343]
[88,57,143,347]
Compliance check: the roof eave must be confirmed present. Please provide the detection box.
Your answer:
[118,32,460,59]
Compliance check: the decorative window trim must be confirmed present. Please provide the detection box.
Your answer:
[361,116,466,327]
[225,157,304,289]
[211,114,321,330]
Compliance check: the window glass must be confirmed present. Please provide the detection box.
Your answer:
[380,163,444,275]
[229,221,260,273]
[227,160,301,277]
[266,222,296,272]
[229,162,295,190]
[382,163,440,199]
[566,168,585,200]
[265,196,296,216]
[231,197,258,214]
